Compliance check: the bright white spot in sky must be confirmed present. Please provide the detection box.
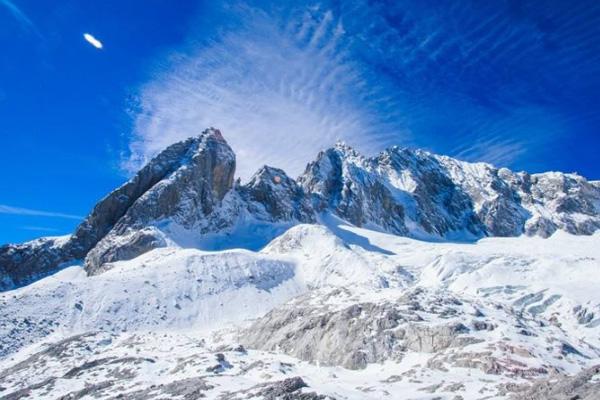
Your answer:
[83,33,103,49]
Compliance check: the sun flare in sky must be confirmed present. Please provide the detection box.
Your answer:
[83,33,103,49]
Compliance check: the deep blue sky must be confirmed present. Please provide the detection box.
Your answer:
[1,0,599,244]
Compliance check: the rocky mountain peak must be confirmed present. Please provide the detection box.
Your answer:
[0,129,236,286]
[332,140,360,155]
[80,128,234,238]
[240,165,314,223]
[247,165,291,188]
[83,128,236,274]
[2,130,599,400]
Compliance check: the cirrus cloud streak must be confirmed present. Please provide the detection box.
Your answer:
[0,204,83,220]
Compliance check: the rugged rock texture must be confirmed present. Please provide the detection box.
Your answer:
[510,364,600,400]
[243,298,405,369]
[374,148,488,238]
[2,129,600,289]
[222,376,332,400]
[0,237,73,290]
[2,219,599,397]
[241,289,482,370]
[299,144,600,239]
[239,166,314,223]
[241,286,595,375]
[522,172,600,236]
[299,145,412,236]
[73,131,232,257]
[84,128,236,274]
[0,128,236,287]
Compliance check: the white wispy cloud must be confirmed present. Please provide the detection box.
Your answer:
[449,105,568,168]
[0,204,83,220]
[83,33,103,49]
[125,1,591,178]
[125,3,408,180]
[0,0,40,35]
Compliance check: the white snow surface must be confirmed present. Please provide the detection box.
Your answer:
[1,217,599,399]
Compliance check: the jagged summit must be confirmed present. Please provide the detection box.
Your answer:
[83,128,236,274]
[241,165,314,223]
[332,139,360,154]
[1,128,599,289]
[75,128,233,254]
[0,128,236,287]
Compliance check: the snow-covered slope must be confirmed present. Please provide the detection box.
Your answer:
[1,221,599,399]
[0,221,413,358]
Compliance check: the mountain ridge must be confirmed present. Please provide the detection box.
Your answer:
[1,129,599,399]
[1,128,599,290]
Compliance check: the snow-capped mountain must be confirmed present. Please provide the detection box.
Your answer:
[1,128,599,290]
[1,129,599,399]
[300,142,600,239]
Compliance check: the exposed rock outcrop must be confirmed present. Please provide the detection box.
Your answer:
[241,286,594,374]
[510,364,600,400]
[298,144,600,239]
[225,376,332,400]
[299,145,411,236]
[0,236,73,290]
[239,166,314,223]
[241,289,480,370]
[84,128,235,274]
[0,128,235,287]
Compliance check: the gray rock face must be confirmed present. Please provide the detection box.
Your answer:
[241,289,478,370]
[377,148,485,237]
[299,145,410,235]
[242,299,404,370]
[0,128,236,287]
[239,166,314,223]
[230,376,332,400]
[510,364,600,400]
[240,285,595,374]
[523,172,600,236]
[84,128,236,274]
[0,237,73,290]
[299,145,600,239]
[74,132,230,257]
[403,322,472,353]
